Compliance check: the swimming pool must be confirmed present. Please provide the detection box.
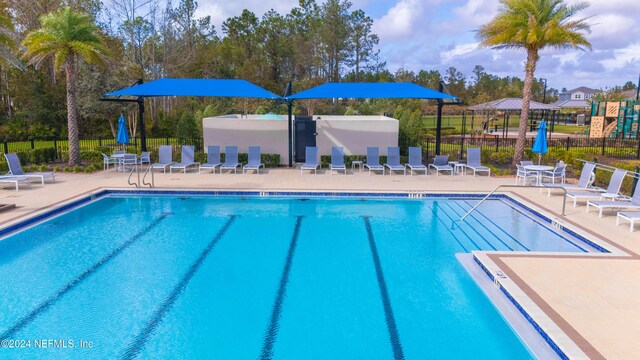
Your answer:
[0,194,600,359]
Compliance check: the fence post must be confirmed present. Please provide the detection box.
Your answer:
[30,139,35,149]
[495,137,499,152]
[633,167,639,196]
[460,137,464,160]
[426,140,430,160]
[3,141,7,154]
[601,137,606,156]
[637,139,640,160]
[98,138,102,146]
[134,136,138,148]
[566,137,570,151]
[166,136,170,145]
[53,137,58,159]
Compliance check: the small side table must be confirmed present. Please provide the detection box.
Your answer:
[454,163,466,175]
[352,160,363,172]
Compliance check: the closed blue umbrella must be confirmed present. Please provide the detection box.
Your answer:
[116,114,129,145]
[531,120,548,164]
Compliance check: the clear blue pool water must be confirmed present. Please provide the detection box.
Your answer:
[0,195,593,359]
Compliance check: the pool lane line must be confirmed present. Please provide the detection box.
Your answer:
[0,213,172,341]
[445,202,512,251]
[362,216,405,360]
[456,201,529,251]
[259,216,303,360]
[432,202,483,251]
[122,215,237,360]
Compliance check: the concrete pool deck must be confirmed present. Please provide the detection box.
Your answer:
[0,168,638,359]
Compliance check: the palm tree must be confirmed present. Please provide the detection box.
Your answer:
[22,7,108,166]
[0,3,21,69]
[477,0,591,166]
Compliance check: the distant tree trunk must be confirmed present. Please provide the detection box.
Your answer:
[513,48,538,166]
[65,55,81,166]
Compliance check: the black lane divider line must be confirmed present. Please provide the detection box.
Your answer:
[363,216,405,360]
[259,216,304,360]
[122,215,237,360]
[0,213,171,341]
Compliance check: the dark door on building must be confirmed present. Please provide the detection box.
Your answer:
[294,116,316,162]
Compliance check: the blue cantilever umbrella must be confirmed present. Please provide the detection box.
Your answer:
[116,114,129,146]
[531,120,548,165]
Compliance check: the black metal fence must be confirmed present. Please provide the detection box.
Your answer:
[1,137,203,159]
[424,136,640,161]
[2,136,640,163]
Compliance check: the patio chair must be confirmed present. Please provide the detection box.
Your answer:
[170,145,200,173]
[515,165,537,185]
[119,153,138,171]
[384,147,405,175]
[465,148,490,177]
[543,162,596,196]
[220,146,241,174]
[300,146,320,174]
[114,150,125,156]
[151,145,174,173]
[566,169,626,207]
[243,146,265,174]
[429,155,454,175]
[199,146,222,174]
[541,162,566,184]
[139,151,151,165]
[4,153,55,185]
[364,147,384,175]
[0,176,31,191]
[586,178,640,218]
[330,147,346,175]
[520,161,534,166]
[405,147,427,175]
[102,153,118,171]
[617,211,640,232]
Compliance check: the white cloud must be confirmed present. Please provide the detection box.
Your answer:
[372,0,425,40]
[440,42,479,62]
[194,0,298,31]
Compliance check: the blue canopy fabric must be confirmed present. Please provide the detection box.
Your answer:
[104,79,280,99]
[116,114,129,144]
[532,121,548,164]
[287,82,458,100]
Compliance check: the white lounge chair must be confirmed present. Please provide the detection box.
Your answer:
[220,146,241,174]
[617,212,640,232]
[384,147,405,175]
[586,179,640,218]
[364,147,384,175]
[151,145,174,172]
[405,147,427,175]
[4,153,55,185]
[170,145,199,173]
[300,146,320,174]
[567,169,626,207]
[199,146,222,173]
[429,155,454,175]
[465,148,490,176]
[330,147,346,175]
[0,176,31,191]
[543,162,596,196]
[243,146,265,174]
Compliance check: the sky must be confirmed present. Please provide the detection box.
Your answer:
[192,0,640,91]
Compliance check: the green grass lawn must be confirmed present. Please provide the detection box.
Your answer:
[422,115,588,135]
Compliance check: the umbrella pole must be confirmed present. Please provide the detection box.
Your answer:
[538,153,541,165]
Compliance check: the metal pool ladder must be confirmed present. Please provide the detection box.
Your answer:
[459,185,567,221]
[127,164,154,188]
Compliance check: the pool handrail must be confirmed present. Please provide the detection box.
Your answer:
[460,184,567,221]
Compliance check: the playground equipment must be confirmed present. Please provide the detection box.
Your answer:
[589,99,640,139]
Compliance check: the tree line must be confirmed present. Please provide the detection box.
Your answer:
[0,0,634,157]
